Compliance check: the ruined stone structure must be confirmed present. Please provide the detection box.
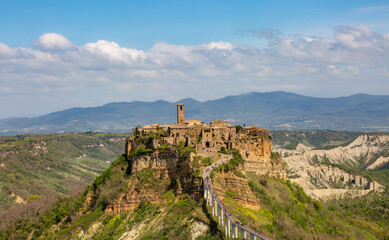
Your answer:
[139,103,271,156]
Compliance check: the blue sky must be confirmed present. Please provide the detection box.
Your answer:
[2,0,389,48]
[0,1,389,118]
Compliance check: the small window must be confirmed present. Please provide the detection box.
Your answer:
[180,106,182,110]
[176,133,179,137]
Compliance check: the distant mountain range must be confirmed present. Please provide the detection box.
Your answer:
[1,91,389,135]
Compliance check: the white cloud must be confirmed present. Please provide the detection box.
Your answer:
[205,41,234,50]
[0,43,17,58]
[34,33,75,51]
[0,25,388,118]
[82,40,146,64]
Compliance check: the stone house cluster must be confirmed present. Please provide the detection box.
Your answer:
[140,103,270,152]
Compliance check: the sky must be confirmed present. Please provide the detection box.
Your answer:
[0,0,389,118]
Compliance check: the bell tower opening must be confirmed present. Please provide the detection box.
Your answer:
[177,103,185,124]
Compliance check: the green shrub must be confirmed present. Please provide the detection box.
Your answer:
[177,147,196,159]
[231,149,244,166]
[131,148,154,157]
[327,205,336,211]
[202,157,211,166]
[271,152,280,160]
[158,143,170,152]
[218,146,229,154]
[313,200,322,212]
[193,169,201,178]
[26,195,42,202]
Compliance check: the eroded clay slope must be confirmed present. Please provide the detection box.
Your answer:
[273,135,388,200]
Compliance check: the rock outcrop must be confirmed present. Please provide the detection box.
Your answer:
[273,134,387,200]
[236,137,287,179]
[212,170,260,210]
[105,137,202,214]
[367,156,389,170]
[106,121,288,214]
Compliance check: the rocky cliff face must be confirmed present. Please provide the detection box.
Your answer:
[212,169,260,210]
[105,137,202,214]
[105,133,288,214]
[235,137,287,179]
[273,135,387,200]
[276,135,389,168]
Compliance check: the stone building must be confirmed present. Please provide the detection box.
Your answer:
[139,103,271,154]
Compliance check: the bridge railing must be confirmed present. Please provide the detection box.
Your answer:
[202,157,271,240]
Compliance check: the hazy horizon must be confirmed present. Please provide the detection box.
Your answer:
[2,91,389,120]
[1,1,389,119]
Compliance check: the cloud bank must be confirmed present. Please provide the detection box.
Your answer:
[0,24,388,118]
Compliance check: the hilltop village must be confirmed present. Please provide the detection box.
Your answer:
[114,104,286,215]
[137,103,272,154]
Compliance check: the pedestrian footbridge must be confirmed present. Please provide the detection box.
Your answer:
[202,155,271,240]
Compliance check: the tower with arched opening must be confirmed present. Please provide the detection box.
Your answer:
[177,103,185,124]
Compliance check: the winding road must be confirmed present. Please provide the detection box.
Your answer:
[202,154,271,240]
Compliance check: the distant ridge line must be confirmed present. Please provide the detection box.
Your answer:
[1,91,388,135]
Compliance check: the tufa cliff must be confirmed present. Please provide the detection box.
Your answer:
[105,135,203,214]
[235,137,286,179]
[103,103,287,214]
[105,130,286,214]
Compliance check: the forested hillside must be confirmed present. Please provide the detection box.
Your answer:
[0,132,127,212]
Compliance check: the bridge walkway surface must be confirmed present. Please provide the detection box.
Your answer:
[202,154,272,240]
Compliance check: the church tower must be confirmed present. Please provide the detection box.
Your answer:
[177,103,185,124]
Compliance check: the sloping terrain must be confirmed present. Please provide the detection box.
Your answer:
[0,133,126,212]
[273,132,389,200]
[1,92,389,134]
[1,134,388,240]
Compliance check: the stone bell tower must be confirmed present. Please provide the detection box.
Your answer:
[177,103,185,124]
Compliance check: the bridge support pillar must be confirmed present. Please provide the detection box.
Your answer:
[220,208,223,226]
[211,196,215,216]
[206,189,209,206]
[208,190,210,206]
[218,204,221,225]
[228,218,231,238]
[225,215,228,238]
[215,199,218,218]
